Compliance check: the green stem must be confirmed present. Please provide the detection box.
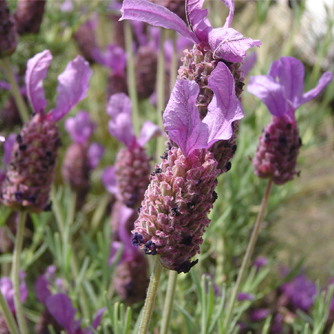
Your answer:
[2,58,30,123]
[138,257,164,334]
[51,187,90,320]
[223,179,273,331]
[157,28,166,156]
[66,191,77,226]
[0,287,20,334]
[12,211,29,334]
[160,270,178,334]
[124,20,140,136]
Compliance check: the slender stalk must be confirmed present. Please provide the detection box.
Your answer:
[0,287,20,334]
[2,58,30,123]
[223,179,273,331]
[124,20,140,136]
[157,28,166,156]
[51,185,65,235]
[138,257,164,334]
[12,211,29,334]
[66,190,77,226]
[160,270,178,334]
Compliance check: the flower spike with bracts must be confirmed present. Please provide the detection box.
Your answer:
[248,56,332,185]
[132,64,243,273]
[102,93,164,209]
[1,50,92,212]
[120,0,260,173]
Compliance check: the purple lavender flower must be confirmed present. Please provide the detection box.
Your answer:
[248,57,332,184]
[14,0,46,35]
[46,294,105,334]
[121,0,259,173]
[0,0,17,58]
[1,50,91,212]
[102,93,163,209]
[237,292,255,302]
[0,272,27,313]
[253,256,268,271]
[280,274,317,312]
[132,65,243,273]
[62,111,104,204]
[250,308,270,322]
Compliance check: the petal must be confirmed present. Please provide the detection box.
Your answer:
[92,44,126,73]
[64,111,95,144]
[276,57,305,109]
[25,50,52,114]
[120,0,198,44]
[49,56,92,121]
[118,205,136,247]
[299,71,333,107]
[46,294,79,333]
[101,166,118,195]
[163,79,209,157]
[247,75,288,118]
[240,51,257,76]
[209,27,261,63]
[186,0,211,42]
[107,93,136,148]
[4,133,16,165]
[221,0,235,28]
[91,308,107,330]
[137,120,165,147]
[87,142,105,170]
[204,62,244,146]
[0,277,15,312]
[34,265,56,305]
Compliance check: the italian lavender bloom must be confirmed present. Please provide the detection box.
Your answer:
[248,57,332,184]
[120,0,260,173]
[0,0,17,57]
[147,0,186,22]
[14,0,46,35]
[1,50,92,212]
[62,111,104,207]
[132,65,243,273]
[102,93,163,209]
[92,43,128,99]
[280,274,317,312]
[46,294,105,334]
[111,205,149,304]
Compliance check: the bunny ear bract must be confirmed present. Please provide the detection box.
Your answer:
[49,56,92,122]
[25,49,52,115]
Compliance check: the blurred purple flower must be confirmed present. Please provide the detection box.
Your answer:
[3,133,16,166]
[240,52,257,77]
[253,256,268,271]
[248,57,332,119]
[0,272,28,313]
[120,0,261,62]
[46,293,105,334]
[35,265,57,305]
[250,308,270,322]
[87,142,104,170]
[65,111,95,144]
[281,274,317,312]
[237,292,255,301]
[61,0,73,12]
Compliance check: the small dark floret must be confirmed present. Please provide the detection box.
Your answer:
[144,240,157,255]
[171,207,181,216]
[160,152,168,160]
[137,206,142,214]
[16,134,22,143]
[132,233,144,247]
[224,161,232,172]
[181,235,193,246]
[43,201,52,211]
[27,195,36,204]
[212,191,218,203]
[286,123,292,130]
[187,201,196,210]
[232,144,237,154]
[278,136,287,147]
[15,191,24,201]
[125,194,138,208]
[19,144,27,151]
[175,259,199,274]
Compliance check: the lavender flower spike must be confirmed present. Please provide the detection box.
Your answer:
[1,50,92,212]
[248,57,332,184]
[132,73,242,273]
[104,93,164,208]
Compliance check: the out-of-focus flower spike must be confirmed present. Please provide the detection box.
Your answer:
[35,265,56,305]
[0,0,18,58]
[107,93,136,148]
[64,111,95,144]
[14,0,46,35]
[49,56,92,122]
[240,52,257,77]
[102,166,118,195]
[87,142,104,170]
[137,120,165,147]
[25,49,53,115]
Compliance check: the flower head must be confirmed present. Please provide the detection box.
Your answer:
[248,57,332,184]
[102,93,163,208]
[120,0,260,63]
